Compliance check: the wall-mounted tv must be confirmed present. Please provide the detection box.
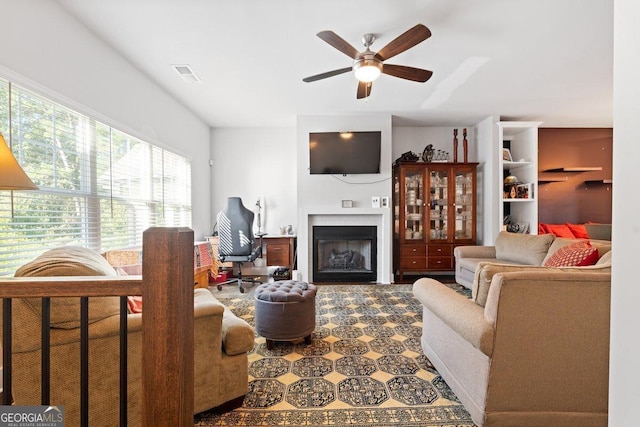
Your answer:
[309,131,381,175]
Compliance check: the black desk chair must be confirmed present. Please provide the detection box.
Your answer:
[216,197,262,293]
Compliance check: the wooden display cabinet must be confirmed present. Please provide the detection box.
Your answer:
[393,161,478,281]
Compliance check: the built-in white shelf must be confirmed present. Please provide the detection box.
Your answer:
[504,160,533,170]
[498,121,541,238]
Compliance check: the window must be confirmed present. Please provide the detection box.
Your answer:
[0,79,192,276]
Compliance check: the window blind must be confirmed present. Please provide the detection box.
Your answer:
[0,79,192,276]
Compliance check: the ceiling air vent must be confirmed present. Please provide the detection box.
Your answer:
[171,64,201,83]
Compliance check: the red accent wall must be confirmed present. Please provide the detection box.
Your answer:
[538,128,612,224]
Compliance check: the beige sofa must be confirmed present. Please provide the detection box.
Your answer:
[413,264,611,426]
[1,246,254,427]
[455,231,612,288]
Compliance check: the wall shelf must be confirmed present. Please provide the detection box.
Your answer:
[544,167,603,172]
[538,177,568,183]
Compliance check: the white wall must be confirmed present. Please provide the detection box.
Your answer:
[0,0,211,238]
[474,116,500,245]
[210,127,297,235]
[609,0,640,424]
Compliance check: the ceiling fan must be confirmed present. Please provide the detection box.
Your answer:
[302,24,433,99]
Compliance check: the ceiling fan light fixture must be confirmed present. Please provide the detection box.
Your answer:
[353,58,382,83]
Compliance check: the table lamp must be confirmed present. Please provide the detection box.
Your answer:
[0,132,37,218]
[0,132,36,191]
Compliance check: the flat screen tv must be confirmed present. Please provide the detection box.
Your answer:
[309,131,381,175]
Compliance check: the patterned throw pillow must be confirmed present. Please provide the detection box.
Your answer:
[543,241,599,267]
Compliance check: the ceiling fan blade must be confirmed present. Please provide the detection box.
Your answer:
[382,64,433,82]
[317,30,360,59]
[303,67,352,83]
[375,24,432,62]
[357,81,372,99]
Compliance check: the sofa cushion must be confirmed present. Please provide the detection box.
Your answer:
[472,262,612,307]
[14,246,121,329]
[596,250,612,266]
[585,223,612,241]
[543,242,599,267]
[543,223,576,238]
[494,231,555,266]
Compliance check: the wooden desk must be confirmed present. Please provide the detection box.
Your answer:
[263,235,296,280]
[194,265,211,289]
[104,242,215,289]
[206,234,297,280]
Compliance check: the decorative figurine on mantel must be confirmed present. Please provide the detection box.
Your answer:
[422,144,434,162]
[421,144,450,162]
[453,129,459,162]
[463,128,469,163]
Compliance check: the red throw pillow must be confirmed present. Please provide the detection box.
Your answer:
[566,223,590,239]
[126,296,143,313]
[544,242,600,267]
[544,223,576,238]
[538,223,548,234]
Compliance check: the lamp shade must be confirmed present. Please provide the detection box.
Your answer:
[353,57,382,83]
[0,133,37,190]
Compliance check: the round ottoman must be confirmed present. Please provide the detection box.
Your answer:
[254,281,317,349]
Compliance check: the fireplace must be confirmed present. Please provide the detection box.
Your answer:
[312,225,377,282]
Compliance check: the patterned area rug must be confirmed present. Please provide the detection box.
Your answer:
[195,283,475,427]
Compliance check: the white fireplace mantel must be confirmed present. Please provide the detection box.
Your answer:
[296,207,392,284]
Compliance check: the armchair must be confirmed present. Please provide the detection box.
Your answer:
[2,245,255,426]
[216,197,262,293]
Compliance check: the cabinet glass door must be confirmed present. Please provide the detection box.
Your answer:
[428,169,449,241]
[454,169,474,240]
[404,168,425,241]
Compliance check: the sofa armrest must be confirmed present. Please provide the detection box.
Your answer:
[221,309,254,355]
[413,278,493,356]
[200,290,254,356]
[454,245,497,260]
[194,288,225,317]
[454,246,499,289]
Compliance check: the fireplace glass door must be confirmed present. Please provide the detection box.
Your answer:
[313,226,377,282]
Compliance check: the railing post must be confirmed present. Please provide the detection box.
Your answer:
[141,227,194,426]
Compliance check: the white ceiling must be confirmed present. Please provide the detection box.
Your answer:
[56,0,613,128]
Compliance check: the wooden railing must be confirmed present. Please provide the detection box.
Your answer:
[0,227,195,427]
